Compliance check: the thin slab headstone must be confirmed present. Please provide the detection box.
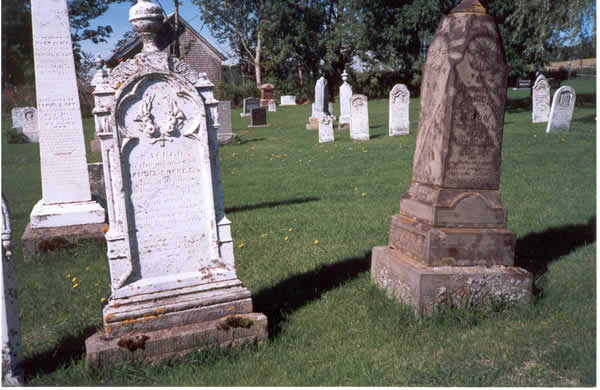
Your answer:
[86,0,266,367]
[268,99,277,112]
[11,107,39,143]
[371,0,532,315]
[318,115,334,143]
[339,70,352,128]
[532,74,550,123]
[389,84,410,136]
[280,95,296,105]
[350,94,369,141]
[217,100,233,145]
[249,107,268,127]
[546,86,576,133]
[241,97,260,117]
[29,0,104,228]
[1,196,24,386]
[308,76,329,130]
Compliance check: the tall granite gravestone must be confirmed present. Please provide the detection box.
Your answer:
[217,101,233,145]
[249,107,268,127]
[350,94,369,141]
[1,196,24,386]
[280,95,296,106]
[371,0,532,315]
[389,84,410,136]
[85,0,267,367]
[259,83,274,107]
[241,97,260,117]
[307,76,329,129]
[22,0,106,259]
[339,70,352,128]
[318,115,334,143]
[11,107,39,143]
[532,74,550,123]
[268,99,277,112]
[546,86,576,133]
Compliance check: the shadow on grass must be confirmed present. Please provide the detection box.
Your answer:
[505,97,530,113]
[515,216,596,283]
[22,326,97,381]
[369,134,385,139]
[575,93,596,107]
[225,196,320,214]
[575,114,596,124]
[253,251,371,338]
[236,137,266,145]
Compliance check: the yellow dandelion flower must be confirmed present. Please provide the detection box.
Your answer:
[85,266,91,271]
[284,236,289,241]
[66,274,71,278]
[362,193,367,197]
[354,187,358,191]
[314,240,319,245]
[72,283,79,288]
[101,298,106,302]
[288,228,293,232]
[238,243,245,248]
[72,277,77,282]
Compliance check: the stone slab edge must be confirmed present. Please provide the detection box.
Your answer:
[371,246,532,315]
[21,222,107,260]
[85,312,268,369]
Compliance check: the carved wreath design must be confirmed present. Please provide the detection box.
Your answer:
[133,93,186,146]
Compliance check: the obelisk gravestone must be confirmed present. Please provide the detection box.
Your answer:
[371,0,532,315]
[339,70,352,128]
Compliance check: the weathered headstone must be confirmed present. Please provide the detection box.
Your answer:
[350,94,369,141]
[241,97,260,117]
[23,0,106,259]
[307,76,329,129]
[217,100,233,145]
[86,0,267,367]
[1,196,24,386]
[268,99,277,112]
[259,83,275,107]
[280,95,296,106]
[371,0,532,315]
[339,70,352,128]
[90,54,109,153]
[532,74,550,123]
[11,106,39,143]
[389,84,410,136]
[546,86,576,133]
[249,107,268,127]
[318,115,334,144]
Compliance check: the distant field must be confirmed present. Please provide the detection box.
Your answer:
[547,57,596,71]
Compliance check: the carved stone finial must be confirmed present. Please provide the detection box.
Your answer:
[95,54,104,70]
[450,0,488,14]
[129,0,163,53]
[342,70,348,82]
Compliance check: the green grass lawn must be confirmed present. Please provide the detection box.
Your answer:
[1,77,595,386]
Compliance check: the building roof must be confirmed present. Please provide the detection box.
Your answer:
[104,13,226,67]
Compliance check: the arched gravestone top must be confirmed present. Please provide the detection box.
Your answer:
[546,86,576,133]
[389,84,410,136]
[532,74,550,123]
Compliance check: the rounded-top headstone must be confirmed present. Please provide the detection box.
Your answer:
[129,0,163,53]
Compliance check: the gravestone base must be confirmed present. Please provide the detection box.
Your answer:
[248,124,269,128]
[389,129,409,136]
[240,113,250,118]
[90,136,101,153]
[371,246,532,316]
[29,199,105,229]
[306,117,319,130]
[85,312,268,369]
[217,133,234,145]
[21,222,107,259]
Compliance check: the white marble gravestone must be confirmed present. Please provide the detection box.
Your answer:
[86,0,266,367]
[532,74,550,123]
[350,94,369,141]
[1,196,24,386]
[546,86,576,133]
[339,70,352,127]
[318,115,334,143]
[241,97,260,117]
[217,100,233,145]
[280,95,296,105]
[11,106,39,142]
[389,84,410,136]
[268,99,277,112]
[29,0,104,229]
[307,76,329,129]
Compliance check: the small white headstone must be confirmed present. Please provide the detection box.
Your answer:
[268,99,276,112]
[312,76,329,120]
[546,86,576,133]
[1,197,23,386]
[350,94,369,141]
[318,115,334,143]
[532,75,550,123]
[11,106,39,142]
[389,84,410,136]
[339,70,352,126]
[280,95,296,105]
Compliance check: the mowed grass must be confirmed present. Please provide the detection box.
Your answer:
[1,77,595,386]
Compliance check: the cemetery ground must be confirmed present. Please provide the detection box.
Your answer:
[1,78,595,386]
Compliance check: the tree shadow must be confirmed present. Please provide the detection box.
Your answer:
[575,114,596,124]
[575,93,595,107]
[369,133,385,139]
[369,125,382,130]
[505,96,530,113]
[515,216,596,290]
[225,196,320,214]
[236,137,266,145]
[252,251,371,338]
[22,326,98,381]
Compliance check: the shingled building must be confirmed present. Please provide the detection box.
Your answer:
[104,13,226,84]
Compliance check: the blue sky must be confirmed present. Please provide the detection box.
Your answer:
[79,1,235,64]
